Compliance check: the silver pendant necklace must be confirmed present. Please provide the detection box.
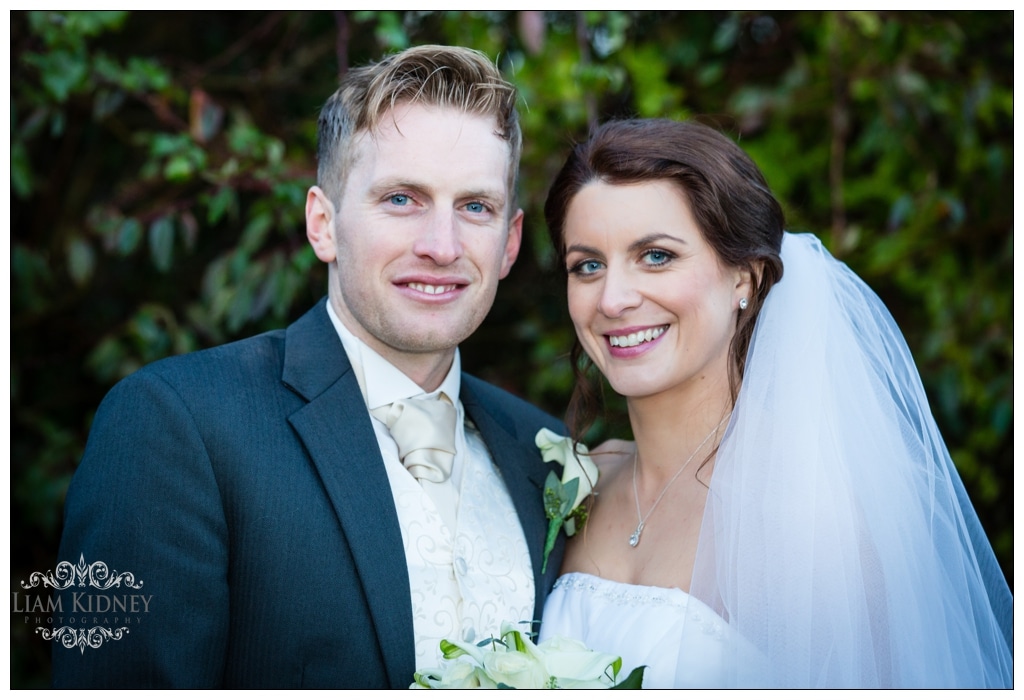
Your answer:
[629,414,729,548]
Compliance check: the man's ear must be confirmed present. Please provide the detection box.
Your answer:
[306,186,337,263]
[498,208,524,279]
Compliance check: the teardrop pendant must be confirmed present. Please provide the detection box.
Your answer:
[628,522,644,548]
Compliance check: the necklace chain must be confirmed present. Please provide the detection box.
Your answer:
[629,414,729,548]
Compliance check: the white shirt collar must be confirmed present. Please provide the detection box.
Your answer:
[325,299,462,412]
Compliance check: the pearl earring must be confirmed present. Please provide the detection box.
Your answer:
[739,297,749,310]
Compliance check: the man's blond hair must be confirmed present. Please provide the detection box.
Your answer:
[316,44,521,213]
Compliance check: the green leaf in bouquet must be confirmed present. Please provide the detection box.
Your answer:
[439,639,464,659]
[611,665,646,689]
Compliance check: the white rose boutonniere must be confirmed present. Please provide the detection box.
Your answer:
[411,621,645,689]
[535,428,599,574]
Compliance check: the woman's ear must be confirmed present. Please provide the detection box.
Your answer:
[306,186,337,263]
[736,261,764,307]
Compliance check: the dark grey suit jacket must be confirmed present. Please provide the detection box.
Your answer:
[52,301,566,688]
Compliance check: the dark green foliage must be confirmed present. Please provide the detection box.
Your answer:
[10,11,1011,687]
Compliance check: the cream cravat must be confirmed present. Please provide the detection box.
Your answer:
[371,393,458,483]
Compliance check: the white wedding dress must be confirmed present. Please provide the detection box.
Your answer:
[539,573,765,689]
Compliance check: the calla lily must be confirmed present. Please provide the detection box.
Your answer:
[481,648,548,688]
[534,635,621,684]
[535,428,599,511]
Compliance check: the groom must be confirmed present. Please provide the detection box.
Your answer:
[52,45,565,688]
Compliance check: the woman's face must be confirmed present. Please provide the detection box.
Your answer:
[563,179,749,400]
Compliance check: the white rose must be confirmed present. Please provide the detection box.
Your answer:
[535,428,599,510]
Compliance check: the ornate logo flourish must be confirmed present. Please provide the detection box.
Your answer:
[21,554,143,591]
[40,625,131,655]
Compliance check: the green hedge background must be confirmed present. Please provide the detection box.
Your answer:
[10,11,1012,688]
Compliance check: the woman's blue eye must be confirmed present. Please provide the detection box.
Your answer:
[644,249,672,265]
[390,194,410,206]
[569,260,603,276]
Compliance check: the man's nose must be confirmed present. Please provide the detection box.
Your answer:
[412,211,463,265]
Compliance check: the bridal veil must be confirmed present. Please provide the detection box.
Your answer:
[684,232,1012,688]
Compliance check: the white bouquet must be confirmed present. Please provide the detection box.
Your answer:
[411,622,644,689]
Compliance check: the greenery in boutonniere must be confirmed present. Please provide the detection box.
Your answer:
[535,428,599,574]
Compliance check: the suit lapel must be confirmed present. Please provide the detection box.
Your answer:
[282,302,414,688]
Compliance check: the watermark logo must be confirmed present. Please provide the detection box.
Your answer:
[14,554,150,654]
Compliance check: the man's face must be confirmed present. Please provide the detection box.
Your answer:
[307,103,522,387]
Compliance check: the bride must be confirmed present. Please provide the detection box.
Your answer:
[537,118,1012,688]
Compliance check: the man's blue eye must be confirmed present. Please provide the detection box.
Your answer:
[390,194,409,206]
[466,202,485,213]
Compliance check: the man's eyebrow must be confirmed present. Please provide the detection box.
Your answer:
[366,178,426,195]
[461,188,507,206]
